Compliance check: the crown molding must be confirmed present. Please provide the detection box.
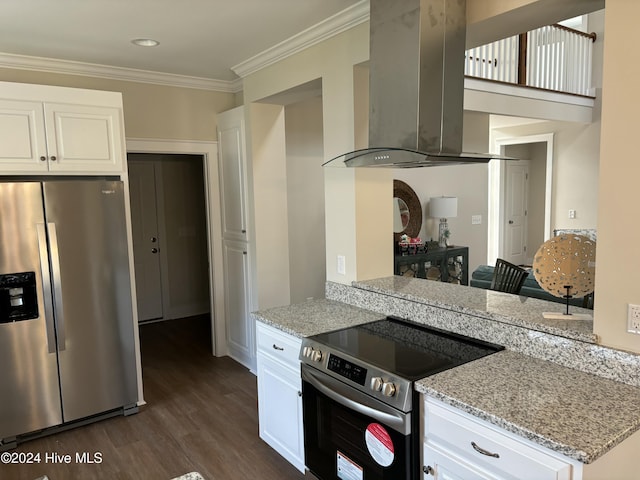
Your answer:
[0,2,368,92]
[0,52,242,93]
[232,0,369,78]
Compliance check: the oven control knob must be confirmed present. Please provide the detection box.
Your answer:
[302,346,312,358]
[311,349,323,362]
[370,377,384,392]
[381,382,397,397]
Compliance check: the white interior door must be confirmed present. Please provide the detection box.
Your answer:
[128,159,164,321]
[503,161,529,265]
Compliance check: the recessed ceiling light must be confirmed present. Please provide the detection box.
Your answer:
[131,38,160,47]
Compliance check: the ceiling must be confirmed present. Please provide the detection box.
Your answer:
[0,0,363,84]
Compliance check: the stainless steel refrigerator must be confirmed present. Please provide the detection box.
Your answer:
[0,180,138,445]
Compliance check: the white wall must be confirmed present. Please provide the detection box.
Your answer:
[493,120,600,232]
[394,163,489,274]
[248,103,291,310]
[0,68,236,140]
[240,0,637,354]
[594,1,640,352]
[243,22,393,296]
[285,96,327,303]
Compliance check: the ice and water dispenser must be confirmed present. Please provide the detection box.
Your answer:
[0,272,38,323]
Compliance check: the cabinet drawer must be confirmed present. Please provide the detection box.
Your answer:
[424,399,573,480]
[256,322,301,369]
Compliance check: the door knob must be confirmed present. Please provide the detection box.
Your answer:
[151,248,158,253]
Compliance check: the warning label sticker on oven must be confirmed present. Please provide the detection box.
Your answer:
[365,423,395,467]
[337,451,363,480]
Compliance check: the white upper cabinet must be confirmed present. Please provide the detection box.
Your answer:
[0,81,125,175]
[0,99,48,172]
[217,106,249,241]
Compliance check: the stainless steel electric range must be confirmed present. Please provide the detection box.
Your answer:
[299,316,504,480]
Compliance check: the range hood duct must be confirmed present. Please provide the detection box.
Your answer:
[326,0,499,168]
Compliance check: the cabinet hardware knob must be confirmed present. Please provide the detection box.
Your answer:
[151,248,158,254]
[151,237,157,243]
[50,156,57,161]
[298,391,302,397]
[508,220,514,224]
[243,251,247,255]
[40,156,47,161]
[272,344,284,351]
[423,465,434,475]
[471,441,500,458]
[242,229,246,234]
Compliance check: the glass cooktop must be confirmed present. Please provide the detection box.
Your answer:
[308,317,504,381]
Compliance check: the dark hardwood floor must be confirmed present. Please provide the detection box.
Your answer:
[1,315,306,480]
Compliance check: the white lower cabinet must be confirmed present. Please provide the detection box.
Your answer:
[423,398,574,480]
[223,240,255,371]
[256,323,305,473]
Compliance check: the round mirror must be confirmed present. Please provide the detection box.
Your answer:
[394,197,410,232]
[393,179,422,242]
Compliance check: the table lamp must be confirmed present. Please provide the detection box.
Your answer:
[430,196,457,248]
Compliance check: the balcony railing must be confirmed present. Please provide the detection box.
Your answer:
[465,24,597,96]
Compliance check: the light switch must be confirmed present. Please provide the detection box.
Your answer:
[471,215,482,225]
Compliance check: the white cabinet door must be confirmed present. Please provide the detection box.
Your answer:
[257,353,305,473]
[424,398,573,480]
[0,86,124,175]
[424,443,497,480]
[256,323,305,472]
[223,240,255,370]
[44,103,123,173]
[217,106,249,241]
[0,99,48,171]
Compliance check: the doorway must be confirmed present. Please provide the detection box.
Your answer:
[503,160,530,265]
[489,134,553,266]
[126,139,224,359]
[128,153,210,323]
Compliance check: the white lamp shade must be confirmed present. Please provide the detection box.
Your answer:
[430,196,458,218]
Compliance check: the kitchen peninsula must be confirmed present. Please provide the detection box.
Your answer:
[252,277,640,479]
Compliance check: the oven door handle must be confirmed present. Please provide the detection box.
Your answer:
[302,365,410,435]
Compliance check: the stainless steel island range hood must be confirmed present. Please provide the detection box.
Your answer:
[326,0,497,168]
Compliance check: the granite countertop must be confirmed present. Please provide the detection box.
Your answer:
[252,295,640,465]
[415,350,640,464]
[251,298,384,338]
[353,276,597,343]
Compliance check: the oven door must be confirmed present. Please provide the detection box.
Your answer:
[301,364,416,480]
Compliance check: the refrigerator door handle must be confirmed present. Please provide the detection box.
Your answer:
[37,223,57,354]
[47,222,66,352]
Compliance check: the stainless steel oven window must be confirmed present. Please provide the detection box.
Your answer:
[302,364,415,480]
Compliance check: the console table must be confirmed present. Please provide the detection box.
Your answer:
[394,246,469,285]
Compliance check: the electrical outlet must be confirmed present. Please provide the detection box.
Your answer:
[569,209,576,219]
[471,215,482,225]
[337,255,346,275]
[627,304,640,333]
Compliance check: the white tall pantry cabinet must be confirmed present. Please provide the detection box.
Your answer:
[217,106,256,371]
